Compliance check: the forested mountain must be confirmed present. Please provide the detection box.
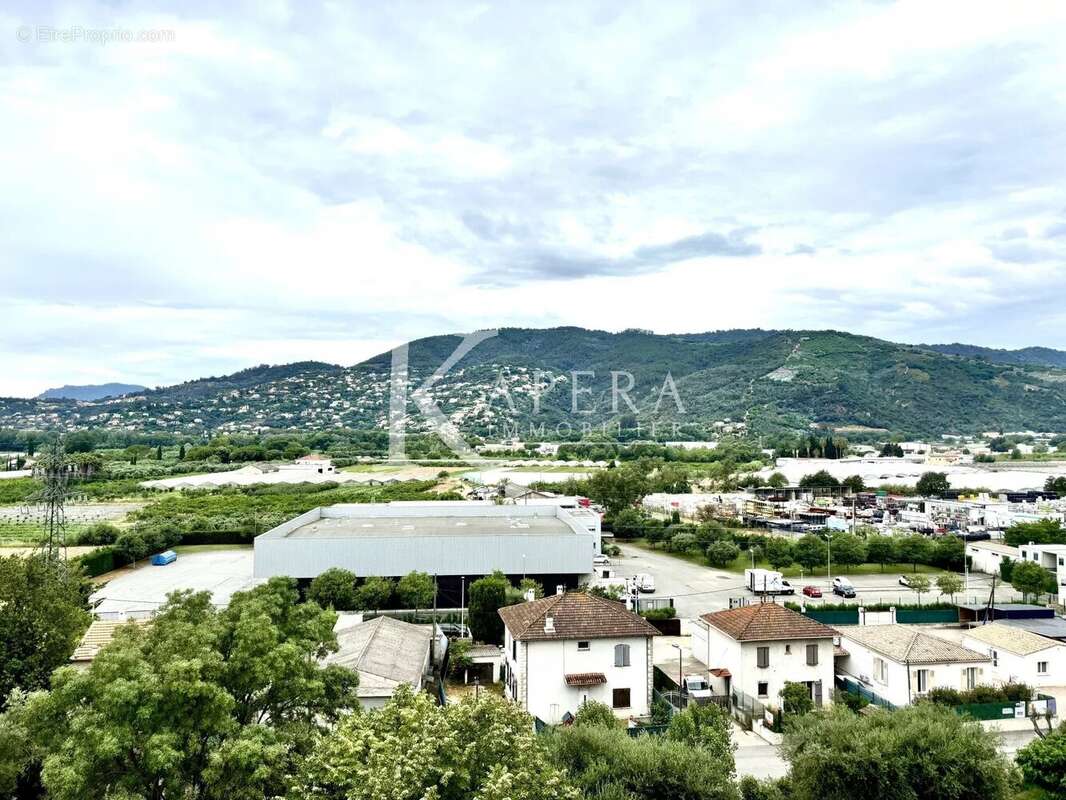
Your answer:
[922,343,1066,369]
[5,328,1066,438]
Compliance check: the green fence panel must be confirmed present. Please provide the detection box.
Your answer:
[953,702,1018,721]
[896,608,958,624]
[628,724,668,737]
[803,608,859,625]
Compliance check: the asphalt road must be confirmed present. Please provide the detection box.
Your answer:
[613,543,1019,619]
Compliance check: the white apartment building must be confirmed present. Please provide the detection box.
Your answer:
[691,602,837,708]
[1018,543,1066,593]
[963,623,1066,688]
[838,625,990,706]
[499,592,659,724]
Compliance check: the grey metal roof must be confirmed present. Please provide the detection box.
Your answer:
[325,616,432,697]
[287,513,572,539]
[1001,618,1066,640]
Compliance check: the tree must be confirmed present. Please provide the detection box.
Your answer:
[178,442,186,460]
[935,573,964,603]
[5,580,359,800]
[447,637,473,679]
[897,535,934,571]
[586,464,650,516]
[793,535,827,572]
[999,556,1015,583]
[468,570,510,644]
[782,704,1018,800]
[765,538,794,570]
[518,577,544,600]
[916,472,950,497]
[828,533,866,572]
[354,576,394,611]
[573,700,618,729]
[907,574,931,605]
[1016,724,1066,798]
[1044,476,1066,494]
[799,471,839,488]
[1004,519,1066,547]
[767,472,788,489]
[841,475,865,493]
[865,534,897,572]
[608,508,647,539]
[397,571,435,618]
[308,567,358,610]
[706,540,741,568]
[290,685,578,800]
[780,682,814,718]
[880,442,904,457]
[667,702,735,763]
[1011,560,1055,603]
[0,556,89,711]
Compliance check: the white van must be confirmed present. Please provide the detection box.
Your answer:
[635,573,656,593]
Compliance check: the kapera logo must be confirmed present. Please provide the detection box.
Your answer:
[387,328,686,462]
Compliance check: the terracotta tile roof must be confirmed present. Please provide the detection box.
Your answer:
[700,602,837,642]
[710,667,732,678]
[841,625,989,665]
[565,672,607,686]
[498,592,660,642]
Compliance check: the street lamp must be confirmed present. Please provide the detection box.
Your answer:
[825,532,833,585]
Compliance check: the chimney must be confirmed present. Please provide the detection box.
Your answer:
[544,615,555,634]
[524,588,536,602]
[556,584,565,596]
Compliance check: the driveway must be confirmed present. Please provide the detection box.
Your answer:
[613,543,1019,618]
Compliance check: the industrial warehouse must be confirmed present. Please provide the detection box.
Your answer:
[253,501,602,601]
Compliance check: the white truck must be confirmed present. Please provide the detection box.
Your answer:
[745,568,794,595]
[634,573,656,593]
[683,675,713,700]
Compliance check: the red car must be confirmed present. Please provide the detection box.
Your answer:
[802,585,823,598]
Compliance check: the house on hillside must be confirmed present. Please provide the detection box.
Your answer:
[324,615,434,709]
[963,623,1066,688]
[838,624,989,706]
[498,591,660,724]
[692,602,837,709]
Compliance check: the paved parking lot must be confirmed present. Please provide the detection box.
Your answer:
[90,547,259,617]
[613,543,1017,619]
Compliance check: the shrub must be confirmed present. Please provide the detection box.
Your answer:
[639,606,677,620]
[780,682,815,718]
[1016,725,1066,797]
[307,568,358,610]
[573,700,619,729]
[706,540,740,568]
[739,776,789,800]
[77,522,120,545]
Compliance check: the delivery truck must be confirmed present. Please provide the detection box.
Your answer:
[745,568,794,595]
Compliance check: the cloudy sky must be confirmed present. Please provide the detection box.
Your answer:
[2,1,1066,397]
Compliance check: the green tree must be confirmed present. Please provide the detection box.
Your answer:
[290,685,577,800]
[518,577,544,600]
[782,704,1018,800]
[1016,724,1066,798]
[5,579,358,800]
[793,535,827,572]
[308,567,358,610]
[468,570,510,644]
[397,571,435,618]
[667,702,735,763]
[916,472,950,497]
[907,574,931,606]
[897,535,934,571]
[865,534,897,572]
[935,573,964,603]
[1044,476,1066,494]
[447,637,473,679]
[178,442,186,460]
[829,532,866,572]
[1004,519,1066,547]
[0,556,89,711]
[841,475,865,493]
[573,700,618,729]
[780,682,814,718]
[999,556,1015,583]
[586,464,650,516]
[767,472,788,489]
[706,540,741,568]
[799,471,839,488]
[765,538,794,570]
[355,576,394,611]
[1011,560,1055,603]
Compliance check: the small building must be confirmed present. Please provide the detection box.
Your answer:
[499,591,660,724]
[838,625,990,706]
[324,615,433,709]
[957,603,1056,625]
[963,622,1066,688]
[1018,543,1066,594]
[70,618,152,668]
[293,454,335,474]
[692,602,837,709]
[966,541,1020,576]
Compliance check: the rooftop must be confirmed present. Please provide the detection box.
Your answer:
[966,541,1020,556]
[71,618,152,662]
[1001,618,1066,640]
[965,622,1061,656]
[840,625,988,665]
[324,615,432,697]
[700,602,837,642]
[499,592,660,642]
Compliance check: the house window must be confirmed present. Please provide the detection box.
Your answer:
[785,644,791,655]
[577,641,590,652]
[757,682,769,698]
[806,644,819,666]
[612,688,631,709]
[757,646,770,668]
[965,667,977,689]
[991,649,998,667]
[512,640,517,661]
[1038,661,1049,675]
[614,643,631,667]
[874,657,888,684]
[916,669,928,693]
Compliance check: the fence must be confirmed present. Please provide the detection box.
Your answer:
[895,608,958,624]
[952,702,1021,721]
[627,724,668,737]
[802,608,859,625]
[836,676,895,709]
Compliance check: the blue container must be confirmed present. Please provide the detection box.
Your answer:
[151,550,177,566]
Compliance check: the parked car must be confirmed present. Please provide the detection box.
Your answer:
[683,675,713,699]
[899,574,914,587]
[832,576,856,598]
[802,585,822,598]
[593,554,612,566]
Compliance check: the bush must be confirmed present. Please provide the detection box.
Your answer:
[1016,725,1066,797]
[573,700,619,729]
[780,681,814,718]
[639,606,677,620]
[73,547,116,578]
[307,568,358,610]
[706,540,740,568]
[738,776,789,800]
[77,522,120,546]
[835,689,869,713]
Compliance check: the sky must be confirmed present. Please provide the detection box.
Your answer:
[2,1,1066,397]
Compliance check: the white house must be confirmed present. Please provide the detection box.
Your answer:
[498,591,660,724]
[1018,543,1066,593]
[839,624,990,706]
[691,602,837,708]
[966,541,1020,576]
[963,622,1066,688]
[292,454,335,474]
